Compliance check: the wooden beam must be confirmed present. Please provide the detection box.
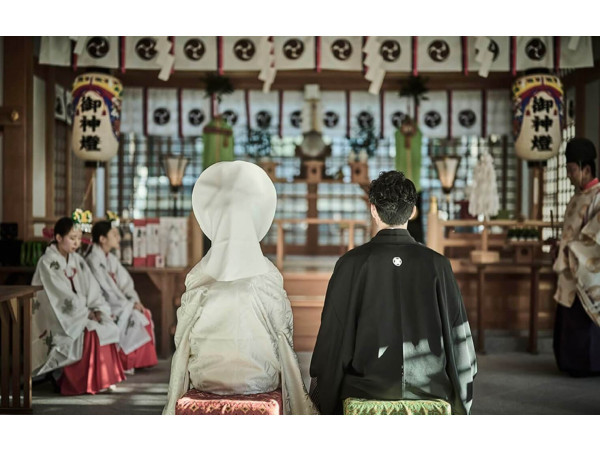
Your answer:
[105,161,110,215]
[42,63,517,92]
[2,37,34,240]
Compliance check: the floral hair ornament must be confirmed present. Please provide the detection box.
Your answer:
[106,210,120,228]
[72,208,93,233]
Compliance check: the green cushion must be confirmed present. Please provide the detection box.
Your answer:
[343,397,451,415]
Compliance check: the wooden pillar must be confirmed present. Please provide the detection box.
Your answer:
[276,222,284,271]
[477,265,486,354]
[516,159,523,217]
[426,196,442,253]
[2,37,34,240]
[575,72,586,139]
[65,127,72,213]
[306,183,318,253]
[528,265,540,354]
[104,160,111,215]
[348,222,355,250]
[117,137,124,215]
[83,165,97,213]
[45,68,55,218]
[501,136,508,211]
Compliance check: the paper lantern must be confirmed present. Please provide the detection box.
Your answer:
[512,72,564,161]
[71,73,123,163]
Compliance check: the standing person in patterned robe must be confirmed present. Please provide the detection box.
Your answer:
[553,138,600,376]
[31,215,125,395]
[86,218,158,374]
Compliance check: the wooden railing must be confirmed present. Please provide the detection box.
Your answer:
[274,218,369,270]
[426,203,561,256]
[0,286,42,414]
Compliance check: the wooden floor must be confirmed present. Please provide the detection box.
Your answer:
[27,347,600,415]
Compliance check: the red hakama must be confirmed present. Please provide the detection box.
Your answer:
[119,309,158,370]
[59,330,126,395]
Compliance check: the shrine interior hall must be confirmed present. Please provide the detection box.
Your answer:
[1,35,600,415]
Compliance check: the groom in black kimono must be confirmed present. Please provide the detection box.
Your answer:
[310,171,477,414]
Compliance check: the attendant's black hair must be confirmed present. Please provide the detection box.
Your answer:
[51,217,75,244]
[92,221,113,244]
[580,160,597,178]
[368,171,417,226]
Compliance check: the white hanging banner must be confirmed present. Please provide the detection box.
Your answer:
[467,36,510,74]
[125,36,163,70]
[258,37,276,93]
[417,37,462,72]
[222,36,268,72]
[181,89,211,137]
[516,36,554,71]
[349,91,380,134]
[120,87,144,135]
[54,84,67,122]
[65,90,74,126]
[320,91,347,138]
[76,36,119,69]
[39,37,71,67]
[274,36,315,70]
[418,90,448,138]
[248,90,278,130]
[174,36,217,71]
[218,91,247,135]
[320,36,363,71]
[383,91,411,139]
[146,88,179,136]
[451,90,482,137]
[486,89,512,137]
[559,36,594,69]
[363,37,386,95]
[378,36,412,72]
[281,91,305,137]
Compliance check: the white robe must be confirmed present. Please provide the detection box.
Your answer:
[85,244,152,354]
[31,244,120,376]
[163,260,317,415]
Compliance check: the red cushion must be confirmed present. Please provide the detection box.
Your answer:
[175,389,283,415]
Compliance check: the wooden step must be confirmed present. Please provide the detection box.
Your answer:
[283,271,332,297]
[289,295,324,352]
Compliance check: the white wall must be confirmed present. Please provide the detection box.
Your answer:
[32,75,46,236]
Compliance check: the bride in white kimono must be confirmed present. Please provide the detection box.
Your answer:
[85,219,158,372]
[31,215,125,395]
[163,161,317,415]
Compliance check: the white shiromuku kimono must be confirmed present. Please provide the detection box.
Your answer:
[163,161,317,415]
[86,243,152,355]
[31,244,120,376]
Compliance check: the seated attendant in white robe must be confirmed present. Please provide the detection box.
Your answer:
[31,213,125,395]
[163,161,317,415]
[86,218,158,373]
